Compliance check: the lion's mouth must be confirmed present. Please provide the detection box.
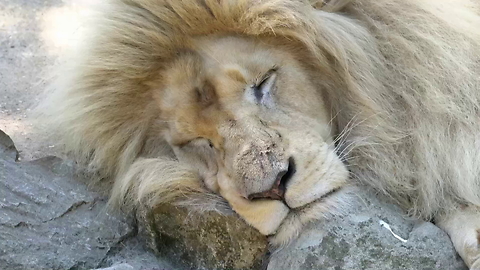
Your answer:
[247,155,343,211]
[247,156,343,210]
[292,186,343,211]
[247,157,296,201]
[265,186,346,238]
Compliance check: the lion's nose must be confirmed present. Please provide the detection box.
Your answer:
[247,158,295,201]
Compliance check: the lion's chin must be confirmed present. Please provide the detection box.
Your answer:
[268,186,354,247]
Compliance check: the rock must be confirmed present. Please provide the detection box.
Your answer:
[0,129,18,161]
[0,129,468,270]
[94,263,135,270]
[0,130,172,270]
[268,189,468,270]
[137,204,269,270]
[97,237,173,270]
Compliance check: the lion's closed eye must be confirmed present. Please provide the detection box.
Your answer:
[246,68,278,108]
[181,138,214,149]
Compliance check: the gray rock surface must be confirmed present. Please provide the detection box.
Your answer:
[0,130,172,270]
[95,263,135,270]
[0,128,470,269]
[268,189,468,270]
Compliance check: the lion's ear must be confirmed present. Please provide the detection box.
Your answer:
[309,0,351,12]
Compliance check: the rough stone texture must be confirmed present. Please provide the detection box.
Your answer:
[0,130,172,270]
[94,237,173,270]
[268,189,468,270]
[0,129,18,161]
[137,204,269,270]
[0,127,470,269]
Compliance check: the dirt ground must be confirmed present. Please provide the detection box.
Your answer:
[0,0,94,160]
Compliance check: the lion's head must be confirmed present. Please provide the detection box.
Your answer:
[43,0,364,246]
[152,36,350,242]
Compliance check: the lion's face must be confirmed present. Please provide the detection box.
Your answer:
[154,36,349,240]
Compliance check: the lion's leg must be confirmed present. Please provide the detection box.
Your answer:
[109,157,206,209]
[436,206,480,269]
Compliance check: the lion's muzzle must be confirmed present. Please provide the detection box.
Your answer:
[231,129,291,200]
[248,157,296,201]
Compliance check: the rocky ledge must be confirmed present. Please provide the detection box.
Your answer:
[0,129,467,270]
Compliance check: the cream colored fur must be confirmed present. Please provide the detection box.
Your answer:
[437,206,480,269]
[40,0,480,267]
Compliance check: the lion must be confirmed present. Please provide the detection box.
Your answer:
[40,0,480,268]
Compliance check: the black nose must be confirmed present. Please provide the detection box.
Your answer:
[248,158,296,201]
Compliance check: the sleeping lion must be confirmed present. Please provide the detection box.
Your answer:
[42,0,480,268]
